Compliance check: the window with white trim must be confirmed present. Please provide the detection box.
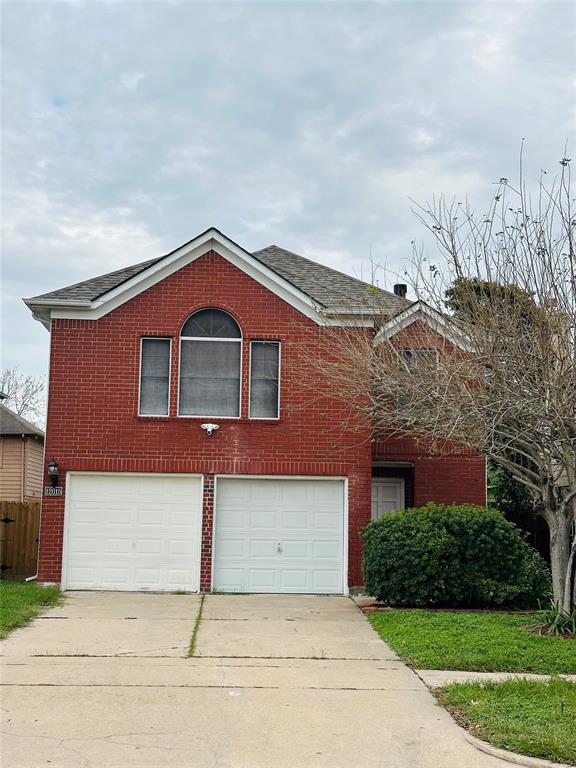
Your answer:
[139,338,171,416]
[401,348,438,369]
[249,341,280,419]
[398,348,438,409]
[179,309,242,417]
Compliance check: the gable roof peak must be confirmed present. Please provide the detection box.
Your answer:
[23,228,409,328]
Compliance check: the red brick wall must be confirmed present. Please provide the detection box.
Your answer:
[373,436,486,507]
[39,250,373,586]
[372,319,486,508]
[200,474,215,591]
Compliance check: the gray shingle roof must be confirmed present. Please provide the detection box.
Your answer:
[25,238,408,316]
[253,245,407,315]
[27,256,164,304]
[0,405,44,437]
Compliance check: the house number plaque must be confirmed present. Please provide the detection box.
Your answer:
[44,486,63,496]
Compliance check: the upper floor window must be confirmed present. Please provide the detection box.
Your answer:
[401,349,438,370]
[179,308,241,417]
[139,338,171,416]
[249,341,280,419]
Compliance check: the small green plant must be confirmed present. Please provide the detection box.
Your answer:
[187,593,205,657]
[536,600,576,637]
[362,503,551,608]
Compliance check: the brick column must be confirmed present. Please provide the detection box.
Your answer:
[199,473,214,591]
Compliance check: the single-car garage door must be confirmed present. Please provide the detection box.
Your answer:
[213,477,346,594]
[63,473,203,592]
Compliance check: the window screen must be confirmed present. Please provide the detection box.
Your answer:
[139,338,170,415]
[179,309,242,417]
[250,341,280,418]
[179,340,241,416]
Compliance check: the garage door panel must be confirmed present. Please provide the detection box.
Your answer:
[104,538,131,554]
[218,509,245,528]
[135,539,163,554]
[105,512,132,526]
[134,568,162,584]
[282,540,308,558]
[70,536,99,554]
[251,484,281,503]
[248,569,276,588]
[68,565,97,583]
[64,474,202,592]
[313,570,340,589]
[249,539,276,558]
[213,478,345,594]
[135,508,160,525]
[282,510,308,528]
[217,482,248,505]
[217,538,245,558]
[250,510,276,528]
[168,510,196,526]
[281,570,308,588]
[168,538,198,556]
[217,568,244,589]
[314,512,341,529]
[314,540,340,558]
[102,567,130,586]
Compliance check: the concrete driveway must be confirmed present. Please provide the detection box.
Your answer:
[1,592,509,768]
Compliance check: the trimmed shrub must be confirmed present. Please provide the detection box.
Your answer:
[362,504,551,608]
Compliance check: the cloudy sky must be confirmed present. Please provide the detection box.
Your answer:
[2,0,574,381]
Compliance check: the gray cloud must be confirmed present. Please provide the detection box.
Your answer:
[2,0,573,376]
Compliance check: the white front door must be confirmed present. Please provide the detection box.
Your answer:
[213,477,346,594]
[371,479,405,521]
[63,473,203,592]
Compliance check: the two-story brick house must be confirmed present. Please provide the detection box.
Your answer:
[24,228,485,593]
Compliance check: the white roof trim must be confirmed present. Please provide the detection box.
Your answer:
[375,301,474,352]
[27,228,333,327]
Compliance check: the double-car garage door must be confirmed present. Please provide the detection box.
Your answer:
[63,474,345,594]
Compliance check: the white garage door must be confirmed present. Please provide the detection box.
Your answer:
[213,478,346,594]
[63,473,203,592]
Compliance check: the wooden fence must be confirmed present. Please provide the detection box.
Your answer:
[0,501,40,580]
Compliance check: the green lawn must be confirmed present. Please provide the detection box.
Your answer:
[368,609,576,674]
[438,679,576,765]
[0,581,61,639]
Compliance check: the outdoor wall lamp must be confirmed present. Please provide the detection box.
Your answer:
[47,457,59,487]
[200,423,219,436]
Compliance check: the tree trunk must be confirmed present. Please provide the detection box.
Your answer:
[563,538,576,613]
[548,514,573,612]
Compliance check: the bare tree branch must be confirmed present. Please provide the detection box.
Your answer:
[0,367,46,426]
[298,152,576,610]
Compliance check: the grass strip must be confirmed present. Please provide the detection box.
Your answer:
[0,581,61,639]
[188,593,206,657]
[437,678,576,766]
[368,609,576,674]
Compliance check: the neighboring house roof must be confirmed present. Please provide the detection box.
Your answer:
[24,228,409,327]
[374,301,474,352]
[0,405,44,438]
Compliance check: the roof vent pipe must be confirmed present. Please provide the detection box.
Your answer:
[393,284,408,298]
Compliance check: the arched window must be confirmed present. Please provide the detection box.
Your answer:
[179,308,242,417]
